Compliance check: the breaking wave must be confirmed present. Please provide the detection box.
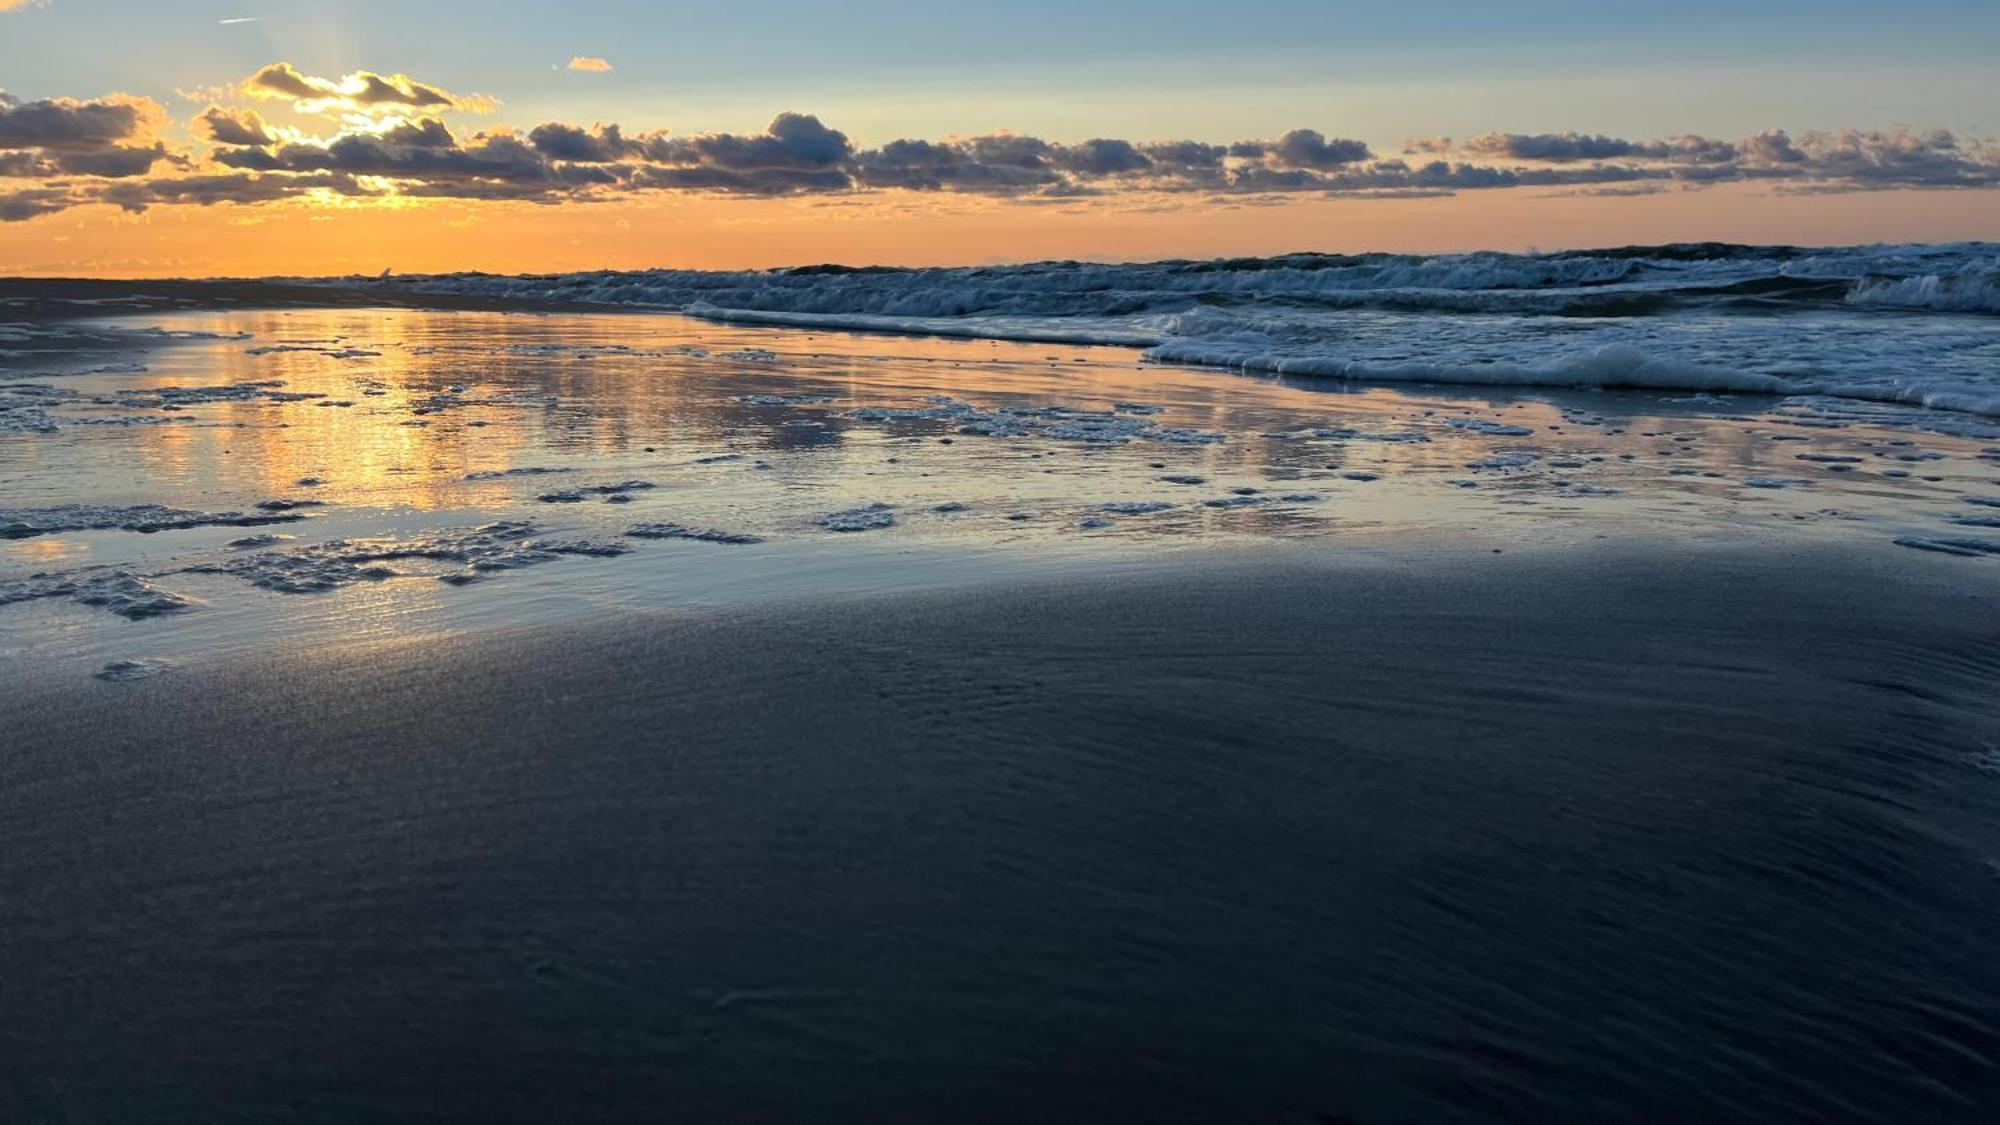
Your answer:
[321,241,2000,416]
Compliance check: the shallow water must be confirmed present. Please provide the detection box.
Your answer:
[6,306,2000,677]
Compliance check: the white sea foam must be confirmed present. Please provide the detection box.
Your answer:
[0,570,195,619]
[185,522,628,592]
[843,395,1223,445]
[1847,260,2000,314]
[465,466,570,481]
[1100,501,1175,514]
[1893,536,2000,557]
[625,523,764,545]
[0,504,309,539]
[330,242,2000,419]
[819,504,896,532]
[95,658,170,681]
[1465,453,1539,470]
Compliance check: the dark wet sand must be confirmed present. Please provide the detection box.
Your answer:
[5,543,1999,1123]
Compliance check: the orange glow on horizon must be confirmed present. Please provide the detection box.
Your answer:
[2,182,1996,278]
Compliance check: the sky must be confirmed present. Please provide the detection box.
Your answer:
[1,0,1997,276]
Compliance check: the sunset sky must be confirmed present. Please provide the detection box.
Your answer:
[2,0,1997,276]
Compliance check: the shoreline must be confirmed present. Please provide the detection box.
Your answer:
[0,277,643,321]
[7,273,2000,422]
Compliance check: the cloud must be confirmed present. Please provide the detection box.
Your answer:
[0,92,160,152]
[1463,131,1650,162]
[217,123,557,186]
[1056,138,1152,176]
[50,143,176,177]
[1421,126,2000,191]
[854,134,1061,192]
[1140,141,1227,171]
[1770,126,2000,190]
[0,0,49,12]
[238,62,495,116]
[0,92,176,190]
[99,171,368,213]
[1737,129,1807,165]
[240,63,317,101]
[567,57,613,73]
[188,112,862,202]
[639,113,853,174]
[6,78,1998,223]
[1462,131,1736,164]
[0,150,47,176]
[1231,129,1374,169]
[527,122,636,162]
[198,106,274,147]
[0,187,71,221]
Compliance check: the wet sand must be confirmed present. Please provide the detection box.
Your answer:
[5,541,1998,1123]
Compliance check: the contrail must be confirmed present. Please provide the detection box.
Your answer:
[218,16,261,24]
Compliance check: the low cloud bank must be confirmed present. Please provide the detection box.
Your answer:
[4,66,1998,221]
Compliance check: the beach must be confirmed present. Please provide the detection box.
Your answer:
[3,271,2000,1121]
[5,538,1999,1122]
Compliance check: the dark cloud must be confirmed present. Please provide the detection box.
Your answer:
[853,135,1058,192]
[239,62,486,114]
[527,122,636,162]
[1462,131,1742,165]
[962,134,1054,170]
[4,80,1996,222]
[1651,135,1740,164]
[0,186,73,221]
[349,72,453,109]
[99,171,369,212]
[1780,127,1997,189]
[1232,129,1374,169]
[49,142,172,177]
[198,113,863,200]
[629,165,852,194]
[224,126,558,190]
[1056,138,1151,176]
[0,93,151,151]
[378,117,459,149]
[619,114,859,195]
[855,132,1209,192]
[1737,129,1807,165]
[1140,141,1226,170]
[0,149,53,177]
[242,63,318,101]
[640,113,853,173]
[0,91,175,194]
[1463,131,1648,162]
[198,106,274,147]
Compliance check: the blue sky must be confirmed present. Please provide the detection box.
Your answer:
[6,0,1998,145]
[3,0,1998,273]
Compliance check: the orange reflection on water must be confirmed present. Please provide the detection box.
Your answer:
[8,304,1979,567]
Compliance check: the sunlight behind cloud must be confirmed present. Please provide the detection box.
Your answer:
[237,62,498,118]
